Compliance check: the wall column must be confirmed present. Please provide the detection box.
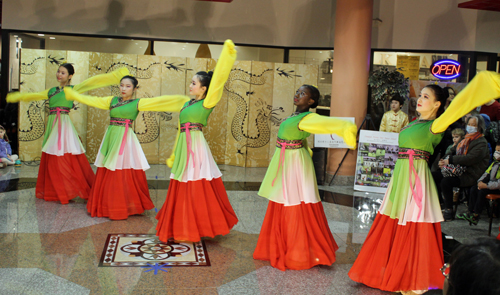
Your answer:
[327,0,373,184]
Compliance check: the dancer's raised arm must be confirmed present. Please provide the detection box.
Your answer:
[432,71,500,134]
[203,40,237,109]
[72,67,129,94]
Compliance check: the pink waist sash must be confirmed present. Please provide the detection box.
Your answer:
[50,107,70,150]
[180,122,204,170]
[109,117,134,156]
[398,148,431,219]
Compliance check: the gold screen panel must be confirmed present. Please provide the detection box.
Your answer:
[269,63,297,161]
[86,52,113,162]
[19,49,47,161]
[245,61,275,167]
[224,60,252,167]
[67,51,90,149]
[159,57,188,165]
[136,55,162,164]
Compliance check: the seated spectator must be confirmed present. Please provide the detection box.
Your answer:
[445,128,465,156]
[457,142,500,225]
[0,126,18,166]
[480,114,496,162]
[443,238,500,295]
[432,114,490,221]
[480,99,500,121]
[379,94,409,133]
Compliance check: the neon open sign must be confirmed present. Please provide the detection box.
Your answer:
[430,59,461,80]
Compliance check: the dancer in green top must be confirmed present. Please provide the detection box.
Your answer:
[7,64,129,204]
[64,75,190,220]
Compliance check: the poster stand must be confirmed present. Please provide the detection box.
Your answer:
[328,114,376,186]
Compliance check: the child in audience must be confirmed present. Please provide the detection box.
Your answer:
[0,125,18,165]
[445,128,465,156]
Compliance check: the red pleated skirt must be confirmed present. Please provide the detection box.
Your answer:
[87,167,154,220]
[155,177,238,242]
[253,201,338,271]
[36,152,95,204]
[348,213,444,292]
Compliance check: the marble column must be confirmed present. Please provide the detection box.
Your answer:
[327,0,373,184]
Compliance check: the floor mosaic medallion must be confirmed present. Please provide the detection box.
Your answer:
[99,234,210,267]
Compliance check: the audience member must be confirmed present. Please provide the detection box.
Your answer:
[443,238,500,295]
[432,114,490,221]
[480,99,500,121]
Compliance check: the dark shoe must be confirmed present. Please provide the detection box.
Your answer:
[443,209,454,221]
[466,214,479,226]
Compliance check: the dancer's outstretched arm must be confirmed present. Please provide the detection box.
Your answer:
[432,71,500,133]
[64,87,113,110]
[138,95,190,112]
[6,67,129,103]
[7,89,50,103]
[72,67,130,94]
[298,113,357,149]
[203,40,237,109]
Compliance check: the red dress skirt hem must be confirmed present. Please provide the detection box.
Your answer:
[348,213,444,292]
[36,152,95,204]
[155,177,238,242]
[86,167,154,220]
[253,200,338,271]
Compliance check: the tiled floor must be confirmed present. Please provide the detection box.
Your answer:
[0,164,498,294]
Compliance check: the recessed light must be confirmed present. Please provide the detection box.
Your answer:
[50,37,56,40]
[38,34,45,36]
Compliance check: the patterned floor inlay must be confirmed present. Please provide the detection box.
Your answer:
[99,234,210,267]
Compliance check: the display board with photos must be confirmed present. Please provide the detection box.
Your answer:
[354,130,399,194]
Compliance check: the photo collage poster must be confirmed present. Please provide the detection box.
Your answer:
[354,130,399,194]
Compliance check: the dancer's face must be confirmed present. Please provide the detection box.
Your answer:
[293,86,314,109]
[56,66,73,85]
[0,129,4,139]
[416,87,440,115]
[189,76,206,97]
[119,78,136,99]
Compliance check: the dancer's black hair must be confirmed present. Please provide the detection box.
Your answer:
[59,63,75,76]
[423,84,449,117]
[121,75,139,88]
[302,84,320,109]
[195,71,214,97]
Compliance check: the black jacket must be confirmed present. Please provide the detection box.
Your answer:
[449,136,490,187]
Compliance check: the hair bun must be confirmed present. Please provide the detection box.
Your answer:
[207,71,214,77]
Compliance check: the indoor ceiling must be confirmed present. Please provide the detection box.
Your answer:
[458,0,500,12]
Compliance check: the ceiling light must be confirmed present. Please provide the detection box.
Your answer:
[50,37,56,40]
[38,34,45,36]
